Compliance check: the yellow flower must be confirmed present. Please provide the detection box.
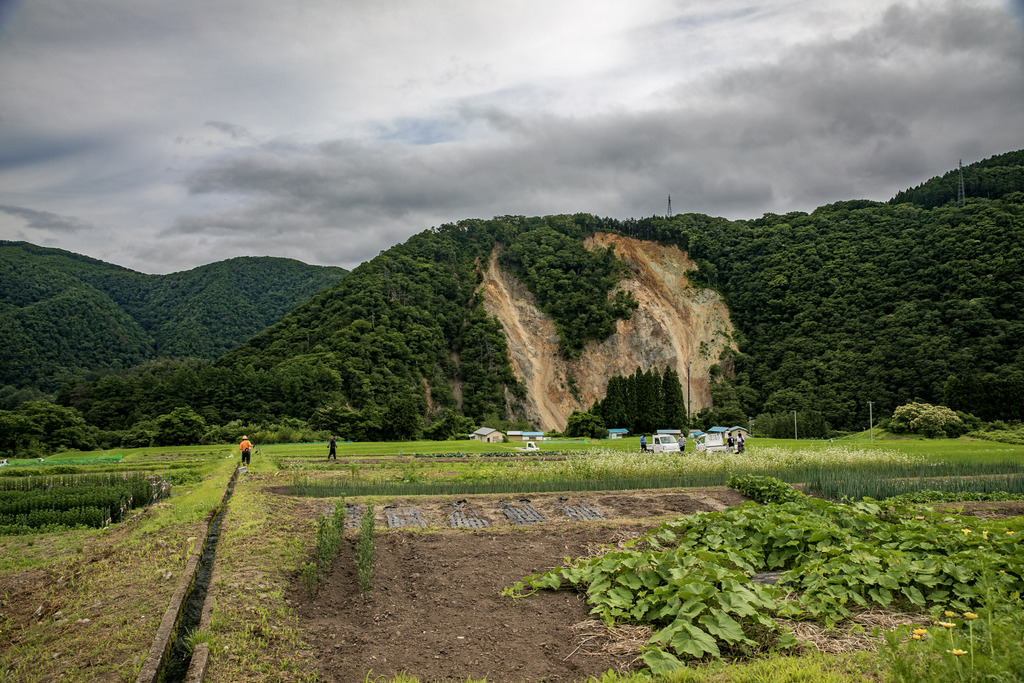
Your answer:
[961,528,972,535]
[915,515,925,520]
[1007,530,1015,535]
[963,612,978,620]
[911,634,921,640]
[913,628,928,635]
[944,611,956,617]
[939,621,956,629]
[982,530,989,539]
[948,649,966,656]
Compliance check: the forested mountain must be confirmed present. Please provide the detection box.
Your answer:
[18,150,1024,447]
[0,242,346,392]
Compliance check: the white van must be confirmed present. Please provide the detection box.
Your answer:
[650,434,681,453]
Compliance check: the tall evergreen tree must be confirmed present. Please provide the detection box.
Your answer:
[633,367,660,433]
[661,366,687,430]
[599,375,630,429]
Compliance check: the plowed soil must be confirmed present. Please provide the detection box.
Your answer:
[292,488,748,682]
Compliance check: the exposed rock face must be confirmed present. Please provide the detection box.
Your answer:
[480,233,736,432]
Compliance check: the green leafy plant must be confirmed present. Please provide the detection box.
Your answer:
[727,474,803,504]
[508,478,1024,673]
[357,504,375,595]
[299,502,346,598]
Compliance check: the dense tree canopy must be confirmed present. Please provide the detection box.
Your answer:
[0,242,345,391]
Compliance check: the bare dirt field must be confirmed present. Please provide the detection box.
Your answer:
[290,488,748,683]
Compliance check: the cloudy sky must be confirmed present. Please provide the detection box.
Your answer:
[1,0,1022,274]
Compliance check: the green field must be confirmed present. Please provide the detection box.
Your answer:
[1,436,1023,682]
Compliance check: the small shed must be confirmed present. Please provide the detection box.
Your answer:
[472,427,504,444]
[729,426,750,438]
[607,428,629,439]
[507,430,545,442]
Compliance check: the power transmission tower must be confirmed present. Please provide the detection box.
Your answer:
[667,195,672,218]
[957,159,966,207]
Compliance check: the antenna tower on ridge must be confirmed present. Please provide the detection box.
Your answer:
[957,159,966,207]
[667,194,673,218]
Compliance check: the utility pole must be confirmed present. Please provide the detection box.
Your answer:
[685,361,691,427]
[957,160,966,208]
[793,410,798,440]
[868,401,874,444]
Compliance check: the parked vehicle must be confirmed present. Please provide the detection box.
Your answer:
[650,434,681,453]
[515,441,540,452]
[694,428,730,453]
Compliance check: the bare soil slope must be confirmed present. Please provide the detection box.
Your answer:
[481,233,735,432]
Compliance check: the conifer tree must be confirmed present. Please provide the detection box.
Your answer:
[661,365,687,429]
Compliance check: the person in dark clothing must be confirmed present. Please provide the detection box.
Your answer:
[328,435,337,460]
[640,435,648,452]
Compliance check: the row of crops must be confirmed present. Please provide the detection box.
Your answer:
[0,472,172,534]
[288,452,1024,499]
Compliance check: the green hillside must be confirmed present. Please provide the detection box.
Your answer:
[0,242,346,392]
[889,150,1024,208]
[14,151,1024,445]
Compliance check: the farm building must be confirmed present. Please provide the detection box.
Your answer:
[607,428,629,439]
[507,430,545,442]
[729,426,750,438]
[472,427,504,443]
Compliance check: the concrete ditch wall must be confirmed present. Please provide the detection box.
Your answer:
[135,467,238,683]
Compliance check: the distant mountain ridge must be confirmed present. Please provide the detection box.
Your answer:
[0,242,347,391]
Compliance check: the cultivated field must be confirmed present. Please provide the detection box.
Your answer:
[1,436,1023,682]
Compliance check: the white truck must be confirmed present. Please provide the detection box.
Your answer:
[695,430,729,453]
[649,434,681,453]
[515,441,540,452]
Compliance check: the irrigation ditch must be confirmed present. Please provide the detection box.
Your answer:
[135,466,239,683]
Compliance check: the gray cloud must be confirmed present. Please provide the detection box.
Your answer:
[0,205,94,234]
[165,0,1023,270]
[0,0,1021,273]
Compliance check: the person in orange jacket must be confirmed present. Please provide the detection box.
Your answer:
[239,436,253,466]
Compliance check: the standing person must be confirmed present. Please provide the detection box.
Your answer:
[239,435,253,466]
[640,434,648,452]
[737,433,746,453]
[677,435,685,453]
[328,435,337,460]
